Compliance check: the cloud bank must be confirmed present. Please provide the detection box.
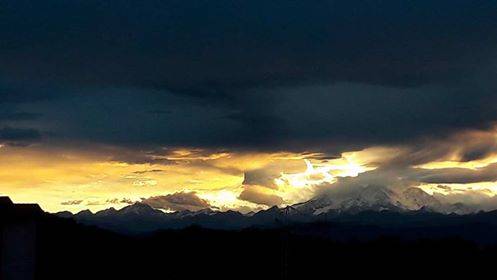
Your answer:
[142,192,212,212]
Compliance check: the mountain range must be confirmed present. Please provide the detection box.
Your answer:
[4,194,497,279]
[293,186,472,215]
[57,186,478,234]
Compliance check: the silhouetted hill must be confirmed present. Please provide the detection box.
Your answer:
[3,196,497,279]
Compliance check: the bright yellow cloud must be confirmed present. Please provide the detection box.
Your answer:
[0,145,401,213]
[0,146,243,212]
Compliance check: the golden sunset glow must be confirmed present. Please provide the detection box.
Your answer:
[2,138,497,213]
[0,146,243,212]
[0,144,395,213]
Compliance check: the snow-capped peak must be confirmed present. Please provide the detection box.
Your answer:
[295,186,447,215]
[118,202,162,216]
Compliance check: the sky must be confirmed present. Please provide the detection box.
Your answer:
[1,0,497,213]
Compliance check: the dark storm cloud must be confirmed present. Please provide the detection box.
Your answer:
[0,112,41,122]
[0,81,62,104]
[247,84,497,151]
[1,0,497,152]
[13,84,497,154]
[1,112,40,121]
[3,0,496,89]
[0,127,42,145]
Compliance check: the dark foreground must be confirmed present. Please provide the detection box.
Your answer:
[2,198,497,280]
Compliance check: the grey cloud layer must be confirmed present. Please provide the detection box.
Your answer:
[3,0,496,89]
[238,187,284,206]
[413,163,497,184]
[4,84,497,153]
[1,0,497,152]
[0,127,42,146]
